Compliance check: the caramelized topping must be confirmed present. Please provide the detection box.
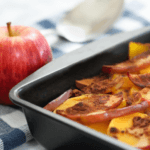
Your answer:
[126,116,150,138]
[56,94,123,116]
[133,116,150,128]
[110,127,119,133]
[81,76,123,94]
[75,74,110,90]
[71,89,83,97]
[66,102,91,115]
[128,73,150,88]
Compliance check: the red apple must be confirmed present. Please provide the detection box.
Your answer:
[0,22,53,105]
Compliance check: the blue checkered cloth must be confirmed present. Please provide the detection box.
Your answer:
[0,0,150,149]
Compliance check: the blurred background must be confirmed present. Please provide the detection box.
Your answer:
[1,0,150,59]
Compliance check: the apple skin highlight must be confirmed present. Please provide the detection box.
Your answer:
[0,23,53,105]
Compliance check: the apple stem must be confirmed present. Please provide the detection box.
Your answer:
[7,22,13,37]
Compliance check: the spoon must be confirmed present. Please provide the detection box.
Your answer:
[40,0,124,43]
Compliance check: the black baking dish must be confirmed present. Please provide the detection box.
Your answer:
[9,27,150,150]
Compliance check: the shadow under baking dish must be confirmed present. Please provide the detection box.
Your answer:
[9,27,150,150]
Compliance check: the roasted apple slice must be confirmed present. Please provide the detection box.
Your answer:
[56,101,149,125]
[140,66,150,74]
[107,112,150,149]
[75,78,94,89]
[54,93,149,124]
[54,93,123,123]
[113,87,142,107]
[87,121,110,134]
[75,74,109,89]
[129,42,150,59]
[129,85,142,96]
[43,89,72,111]
[125,87,150,106]
[112,74,135,90]
[130,87,150,107]
[140,88,150,105]
[70,89,83,97]
[128,73,150,88]
[102,50,150,74]
[113,89,128,108]
[141,88,150,116]
[80,75,124,94]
